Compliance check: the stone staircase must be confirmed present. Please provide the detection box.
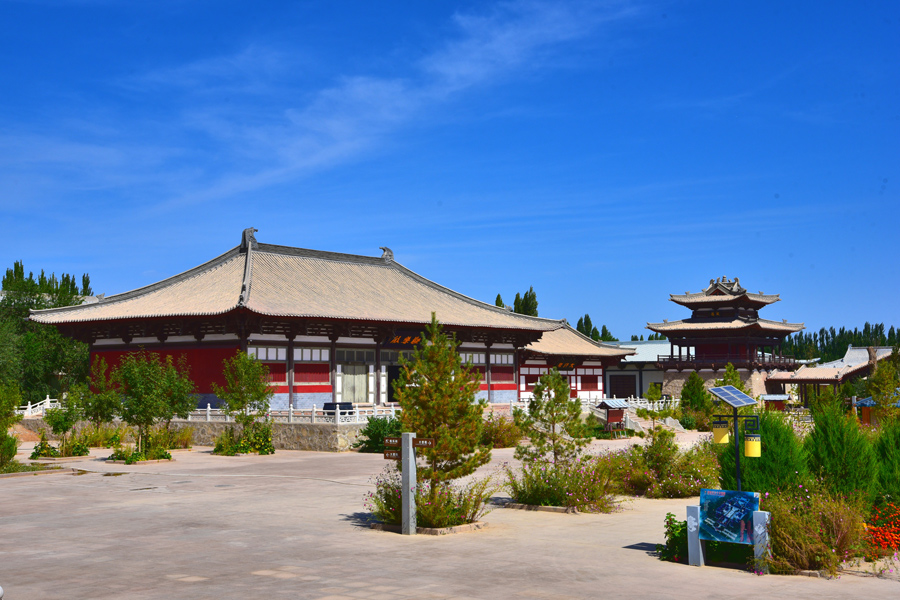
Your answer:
[623,409,683,435]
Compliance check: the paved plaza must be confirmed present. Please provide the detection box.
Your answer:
[1,441,897,600]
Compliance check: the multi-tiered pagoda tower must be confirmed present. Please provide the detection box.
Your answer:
[647,277,804,397]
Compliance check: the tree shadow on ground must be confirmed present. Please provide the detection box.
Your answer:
[622,542,659,557]
[341,511,377,529]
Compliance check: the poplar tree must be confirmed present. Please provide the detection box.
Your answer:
[393,314,490,498]
[495,294,504,308]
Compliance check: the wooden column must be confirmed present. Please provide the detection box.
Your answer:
[374,337,382,406]
[485,341,493,404]
[330,334,338,404]
[513,348,520,403]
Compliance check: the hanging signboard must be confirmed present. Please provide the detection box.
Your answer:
[383,331,423,349]
[699,489,760,545]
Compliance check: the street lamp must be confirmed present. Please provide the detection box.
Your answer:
[710,386,762,492]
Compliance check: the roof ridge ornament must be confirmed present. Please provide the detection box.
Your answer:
[380,247,394,262]
[240,227,258,252]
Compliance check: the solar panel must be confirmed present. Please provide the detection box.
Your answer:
[709,385,757,408]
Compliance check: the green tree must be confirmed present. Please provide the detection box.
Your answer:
[645,382,662,402]
[718,410,809,493]
[513,287,538,316]
[867,353,900,422]
[43,396,83,454]
[873,419,900,503]
[68,357,121,430]
[495,294,504,308]
[1,261,92,403]
[393,314,490,498]
[514,368,589,465]
[599,325,618,342]
[681,372,710,411]
[805,402,877,502]
[115,351,196,452]
[211,351,274,431]
[0,382,22,467]
[713,363,749,394]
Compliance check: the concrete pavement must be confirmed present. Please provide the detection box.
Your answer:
[1,442,897,600]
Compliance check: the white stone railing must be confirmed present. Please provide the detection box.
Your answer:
[183,404,402,425]
[15,395,61,417]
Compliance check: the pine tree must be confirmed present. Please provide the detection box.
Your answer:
[681,371,710,411]
[591,326,600,341]
[514,368,589,465]
[713,363,749,394]
[805,402,877,502]
[394,314,490,498]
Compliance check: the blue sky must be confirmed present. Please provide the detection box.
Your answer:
[2,0,898,339]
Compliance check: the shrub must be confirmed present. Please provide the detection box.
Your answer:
[657,512,753,566]
[805,402,877,502]
[505,456,620,512]
[108,445,170,463]
[0,382,23,467]
[213,427,243,456]
[145,425,193,450]
[607,430,719,498]
[30,430,60,458]
[1,431,18,466]
[873,419,900,504]
[718,410,808,494]
[678,413,697,431]
[353,416,402,453]
[212,422,272,455]
[765,483,866,576]
[480,414,523,448]
[44,398,82,455]
[365,465,495,528]
[74,423,131,448]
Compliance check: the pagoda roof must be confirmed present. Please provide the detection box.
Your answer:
[30,229,564,334]
[525,325,635,359]
[670,277,781,308]
[646,317,804,335]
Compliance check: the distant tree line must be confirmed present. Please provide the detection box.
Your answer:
[782,323,899,363]
[575,314,617,342]
[630,333,666,341]
[0,261,93,403]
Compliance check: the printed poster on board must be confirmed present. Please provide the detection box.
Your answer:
[699,489,760,545]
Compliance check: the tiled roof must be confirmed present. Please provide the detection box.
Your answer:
[669,278,780,307]
[647,318,804,334]
[30,233,563,333]
[525,325,634,359]
[768,346,893,383]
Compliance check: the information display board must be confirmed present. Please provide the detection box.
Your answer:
[699,489,760,545]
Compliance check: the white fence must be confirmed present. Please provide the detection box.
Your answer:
[184,404,402,425]
[15,395,61,417]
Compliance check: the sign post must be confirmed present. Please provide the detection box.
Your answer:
[401,432,417,535]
